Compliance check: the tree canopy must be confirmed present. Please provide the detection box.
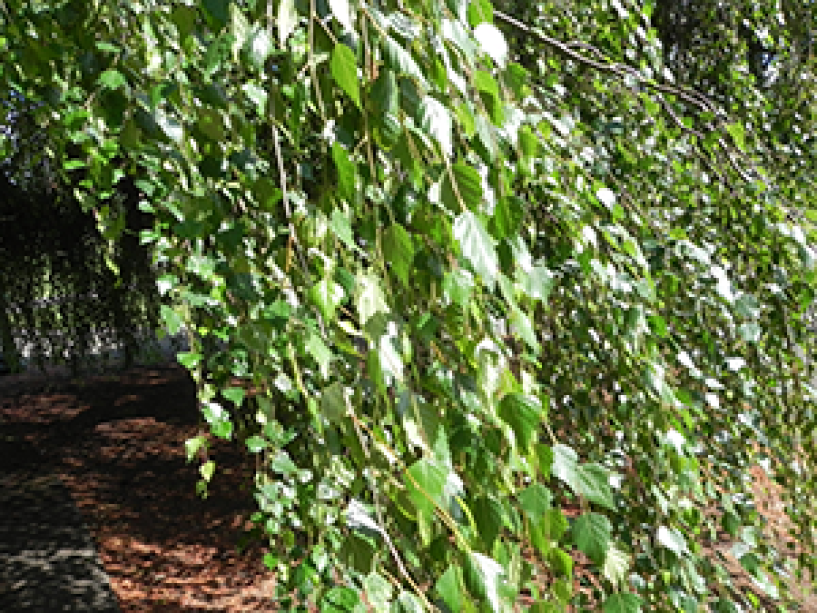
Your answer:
[2,0,815,610]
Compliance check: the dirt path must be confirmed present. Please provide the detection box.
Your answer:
[0,365,276,611]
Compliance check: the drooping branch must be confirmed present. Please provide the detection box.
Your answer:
[494,10,759,185]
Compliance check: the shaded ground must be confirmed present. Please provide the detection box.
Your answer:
[0,467,120,612]
[0,363,814,611]
[0,365,275,612]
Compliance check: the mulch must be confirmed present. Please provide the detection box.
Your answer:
[0,364,276,611]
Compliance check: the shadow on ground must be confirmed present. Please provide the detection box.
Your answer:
[0,365,275,611]
[0,464,120,612]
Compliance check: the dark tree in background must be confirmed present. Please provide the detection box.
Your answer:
[0,95,161,374]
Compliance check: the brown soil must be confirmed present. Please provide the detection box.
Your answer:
[0,364,276,612]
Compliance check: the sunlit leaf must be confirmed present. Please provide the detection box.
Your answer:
[328,0,354,31]
[454,211,498,288]
[474,23,508,68]
[278,0,298,45]
[355,271,389,325]
[331,42,361,108]
[657,525,688,556]
[419,96,453,157]
[465,552,507,612]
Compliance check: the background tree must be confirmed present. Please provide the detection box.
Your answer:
[1,0,815,610]
[0,92,161,374]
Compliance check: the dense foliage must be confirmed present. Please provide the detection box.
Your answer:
[2,0,815,610]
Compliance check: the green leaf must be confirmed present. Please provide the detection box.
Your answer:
[435,565,463,612]
[331,43,361,109]
[475,113,497,162]
[474,70,499,98]
[371,69,399,115]
[504,63,529,99]
[467,0,493,25]
[472,495,504,549]
[443,268,474,306]
[306,332,333,379]
[489,195,525,240]
[498,393,542,449]
[576,463,615,511]
[726,122,745,152]
[656,525,688,556]
[200,460,216,482]
[99,69,127,89]
[552,445,615,509]
[363,572,392,610]
[332,141,357,204]
[321,382,348,423]
[602,544,631,588]
[310,276,345,321]
[154,108,184,144]
[330,207,356,249]
[160,304,183,335]
[518,483,553,519]
[373,316,404,384]
[465,552,507,612]
[328,0,354,30]
[518,124,538,158]
[418,96,453,157]
[346,499,386,538]
[177,351,202,369]
[396,591,424,612]
[548,547,573,577]
[441,163,483,211]
[739,322,761,342]
[454,211,499,288]
[278,0,298,45]
[211,419,234,440]
[243,82,267,113]
[510,307,540,351]
[245,435,268,453]
[355,272,389,325]
[222,386,245,407]
[518,265,554,302]
[404,458,446,514]
[321,586,360,612]
[271,450,298,475]
[203,0,230,28]
[572,512,612,565]
[185,435,207,462]
[383,36,427,87]
[455,102,476,137]
[603,593,643,613]
[551,443,579,488]
[382,223,415,287]
[474,23,508,68]
[246,27,274,69]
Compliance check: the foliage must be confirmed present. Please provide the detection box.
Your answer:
[2,0,815,610]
